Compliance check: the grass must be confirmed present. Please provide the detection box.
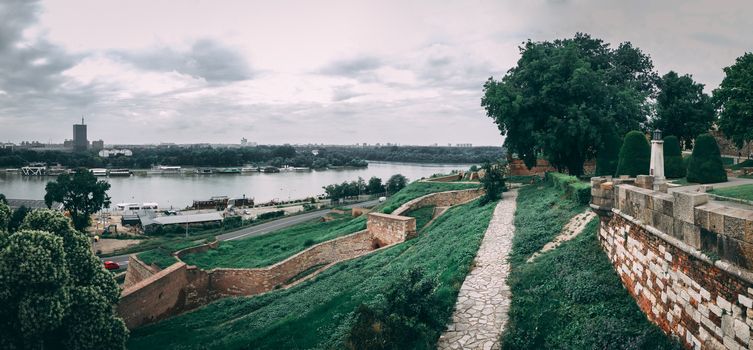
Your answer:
[137,238,215,269]
[731,159,753,170]
[709,184,753,201]
[128,199,497,350]
[376,181,479,214]
[509,183,585,265]
[404,205,436,230]
[181,213,365,269]
[501,184,679,349]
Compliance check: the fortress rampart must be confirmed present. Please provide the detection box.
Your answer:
[592,176,753,349]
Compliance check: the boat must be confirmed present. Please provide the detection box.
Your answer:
[241,167,259,173]
[216,168,241,174]
[109,169,132,177]
[157,166,181,174]
[90,168,108,176]
[195,168,214,175]
[262,166,280,173]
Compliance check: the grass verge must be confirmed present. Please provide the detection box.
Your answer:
[128,199,497,350]
[181,213,365,269]
[376,181,480,214]
[709,184,753,201]
[502,184,679,349]
[404,205,436,230]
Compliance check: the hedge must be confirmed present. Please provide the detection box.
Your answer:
[616,130,650,177]
[546,172,591,205]
[687,133,727,184]
[663,135,686,179]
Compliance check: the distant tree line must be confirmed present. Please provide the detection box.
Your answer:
[0,145,501,169]
[322,174,407,201]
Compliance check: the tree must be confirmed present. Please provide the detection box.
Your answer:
[7,205,31,233]
[714,53,753,148]
[385,174,408,195]
[0,208,128,349]
[482,33,658,175]
[687,134,727,184]
[366,177,385,195]
[479,163,505,205]
[651,71,715,149]
[0,193,6,204]
[595,131,622,176]
[663,135,686,179]
[44,168,111,231]
[616,131,651,177]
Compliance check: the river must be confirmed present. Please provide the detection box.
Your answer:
[0,162,472,209]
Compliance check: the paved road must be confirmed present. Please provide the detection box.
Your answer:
[101,199,381,268]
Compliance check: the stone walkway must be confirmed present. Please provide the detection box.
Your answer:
[526,210,596,263]
[437,190,517,350]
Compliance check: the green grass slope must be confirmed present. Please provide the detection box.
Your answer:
[502,185,679,349]
[128,199,497,350]
[182,213,365,269]
[709,184,753,201]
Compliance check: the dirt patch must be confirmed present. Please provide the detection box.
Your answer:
[95,238,143,255]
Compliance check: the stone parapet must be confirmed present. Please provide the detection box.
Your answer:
[123,254,160,289]
[367,213,416,246]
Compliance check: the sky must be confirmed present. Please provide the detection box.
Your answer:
[0,0,751,146]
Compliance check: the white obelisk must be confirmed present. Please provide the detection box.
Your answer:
[649,129,664,188]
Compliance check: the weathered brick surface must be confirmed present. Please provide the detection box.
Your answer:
[119,262,194,329]
[123,254,160,289]
[508,158,556,176]
[600,215,753,350]
[367,213,416,246]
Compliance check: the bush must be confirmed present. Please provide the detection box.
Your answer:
[687,133,727,184]
[663,135,686,179]
[546,172,591,205]
[616,131,650,177]
[595,132,622,176]
[479,162,505,205]
[222,216,242,229]
[257,210,285,221]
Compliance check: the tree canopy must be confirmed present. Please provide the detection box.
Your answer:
[44,168,111,231]
[595,131,622,176]
[0,207,128,349]
[385,174,408,195]
[482,33,657,175]
[714,52,753,148]
[616,131,651,177]
[651,71,714,149]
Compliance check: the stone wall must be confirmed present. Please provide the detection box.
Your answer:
[591,176,753,349]
[210,229,374,297]
[367,213,416,246]
[123,254,160,289]
[427,173,463,182]
[392,188,484,216]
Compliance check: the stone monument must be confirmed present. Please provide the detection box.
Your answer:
[649,129,665,190]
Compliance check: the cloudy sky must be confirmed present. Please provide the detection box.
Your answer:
[1,0,751,146]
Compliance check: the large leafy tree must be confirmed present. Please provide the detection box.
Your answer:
[482,33,657,175]
[714,53,753,148]
[651,71,715,149]
[44,168,111,231]
[385,174,408,195]
[0,207,128,349]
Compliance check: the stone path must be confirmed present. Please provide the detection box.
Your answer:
[526,210,597,263]
[437,190,517,350]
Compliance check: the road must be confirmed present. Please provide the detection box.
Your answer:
[102,199,381,268]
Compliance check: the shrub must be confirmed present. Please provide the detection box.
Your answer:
[479,162,505,205]
[663,135,686,178]
[595,132,622,176]
[222,216,242,229]
[616,131,650,177]
[546,172,590,205]
[257,210,285,221]
[687,133,727,184]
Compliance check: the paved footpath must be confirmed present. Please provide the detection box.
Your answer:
[437,190,517,350]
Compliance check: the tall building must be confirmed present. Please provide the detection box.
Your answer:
[91,139,104,151]
[73,117,88,152]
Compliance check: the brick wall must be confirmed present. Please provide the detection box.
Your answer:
[591,176,753,349]
[118,262,191,329]
[367,213,416,246]
[427,173,463,182]
[600,214,753,349]
[508,158,556,176]
[123,254,160,289]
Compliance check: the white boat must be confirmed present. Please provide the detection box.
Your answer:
[90,168,108,176]
[109,169,132,177]
[157,166,181,174]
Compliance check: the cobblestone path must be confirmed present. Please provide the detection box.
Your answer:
[437,190,517,350]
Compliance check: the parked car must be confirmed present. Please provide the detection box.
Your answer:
[378,196,387,203]
[104,261,120,270]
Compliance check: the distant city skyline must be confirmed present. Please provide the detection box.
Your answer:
[1,1,753,145]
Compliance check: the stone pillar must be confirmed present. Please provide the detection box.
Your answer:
[650,129,665,190]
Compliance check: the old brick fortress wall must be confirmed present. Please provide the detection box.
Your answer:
[118,188,484,329]
[592,176,753,349]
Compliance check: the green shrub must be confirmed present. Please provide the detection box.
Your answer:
[546,172,590,205]
[686,133,727,184]
[479,162,506,205]
[663,135,686,178]
[616,131,650,177]
[257,210,285,220]
[222,215,242,229]
[596,132,622,176]
[731,159,753,170]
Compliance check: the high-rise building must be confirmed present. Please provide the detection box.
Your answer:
[92,139,104,151]
[73,117,88,152]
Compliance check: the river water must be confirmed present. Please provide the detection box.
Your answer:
[0,162,472,209]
